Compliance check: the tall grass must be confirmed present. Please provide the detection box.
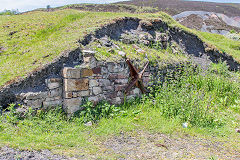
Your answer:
[0,63,239,152]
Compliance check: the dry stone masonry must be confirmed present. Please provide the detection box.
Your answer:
[1,17,239,113]
[16,50,151,114]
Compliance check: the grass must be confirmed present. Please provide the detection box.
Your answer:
[0,4,239,158]
[89,40,187,66]
[157,12,240,61]
[0,8,239,87]
[0,8,240,88]
[0,10,136,87]
[0,63,239,157]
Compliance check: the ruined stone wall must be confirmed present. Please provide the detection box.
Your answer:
[16,50,152,114]
[1,17,239,110]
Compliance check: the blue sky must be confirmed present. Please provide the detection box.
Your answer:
[0,0,128,12]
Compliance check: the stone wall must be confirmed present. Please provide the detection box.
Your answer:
[62,51,151,114]
[17,77,63,110]
[2,17,239,110]
[16,50,151,114]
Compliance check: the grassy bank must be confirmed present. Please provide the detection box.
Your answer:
[0,9,240,88]
[0,63,239,158]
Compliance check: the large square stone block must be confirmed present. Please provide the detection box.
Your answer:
[63,67,81,79]
[64,79,89,92]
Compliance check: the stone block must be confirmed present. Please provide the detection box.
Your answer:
[102,86,114,92]
[16,93,27,101]
[117,91,124,97]
[83,56,91,63]
[25,92,48,100]
[74,90,90,97]
[115,85,126,92]
[79,90,90,97]
[97,61,105,66]
[101,66,108,74]
[81,68,93,77]
[92,67,101,74]
[82,50,95,57]
[115,79,128,84]
[45,78,62,90]
[64,92,73,98]
[108,63,119,73]
[105,92,117,99]
[48,88,62,97]
[72,92,78,98]
[89,79,98,87]
[98,79,111,87]
[64,79,89,92]
[45,96,61,102]
[89,57,97,68]
[93,87,102,95]
[83,56,97,68]
[63,97,82,114]
[43,99,62,108]
[24,99,43,109]
[109,74,128,80]
[62,67,81,79]
[98,94,106,101]
[88,96,99,104]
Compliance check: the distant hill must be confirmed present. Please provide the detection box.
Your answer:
[118,0,240,17]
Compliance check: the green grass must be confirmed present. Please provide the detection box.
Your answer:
[157,12,240,62]
[0,8,239,88]
[0,10,177,87]
[0,9,239,87]
[0,63,239,157]
[89,40,187,66]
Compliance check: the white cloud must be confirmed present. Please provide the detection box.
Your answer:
[0,0,128,12]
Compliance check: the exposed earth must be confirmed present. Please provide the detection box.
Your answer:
[118,0,240,36]
[1,131,239,159]
[173,11,240,35]
[1,1,240,160]
[43,2,240,36]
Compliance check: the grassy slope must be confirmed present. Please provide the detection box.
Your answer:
[0,9,239,87]
[0,7,239,158]
[158,12,240,62]
[0,64,239,158]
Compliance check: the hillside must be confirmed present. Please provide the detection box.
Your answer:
[118,0,240,17]
[0,8,240,88]
[0,5,240,159]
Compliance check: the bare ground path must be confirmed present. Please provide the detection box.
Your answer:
[1,131,239,160]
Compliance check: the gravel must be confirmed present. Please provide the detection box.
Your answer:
[0,147,68,160]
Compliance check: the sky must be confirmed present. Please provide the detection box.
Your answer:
[0,0,128,12]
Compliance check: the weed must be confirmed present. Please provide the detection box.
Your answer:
[74,101,120,123]
[209,60,230,77]
[0,65,239,155]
